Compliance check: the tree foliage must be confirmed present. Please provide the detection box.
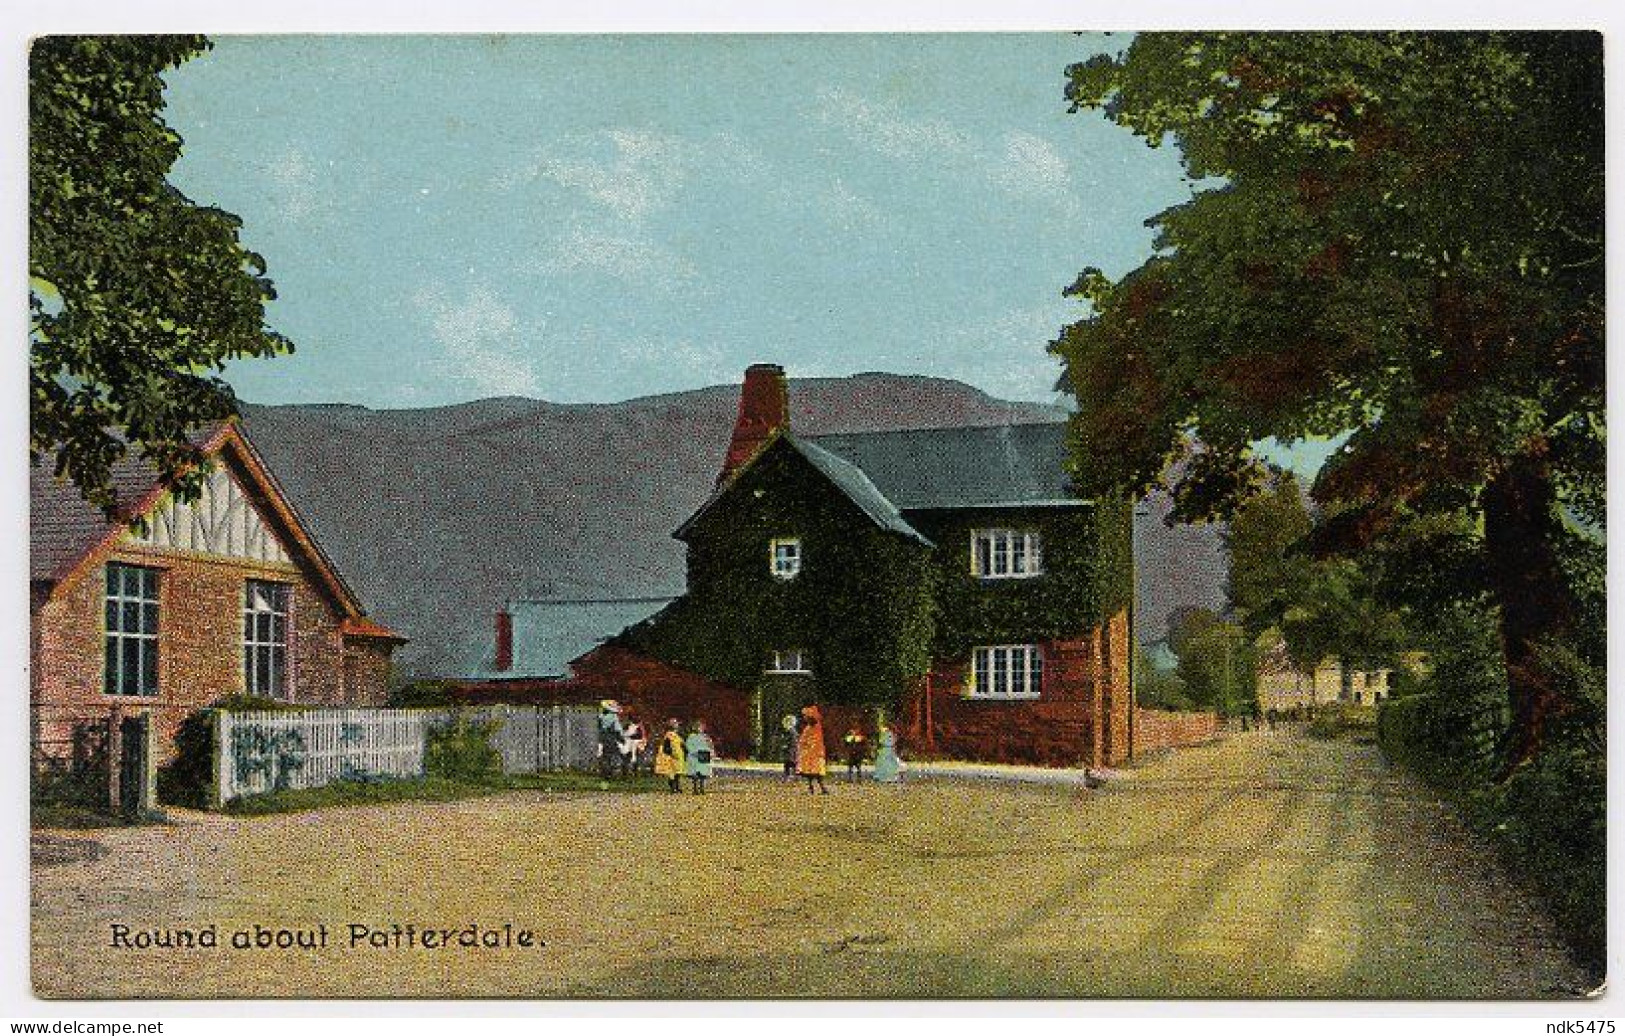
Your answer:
[1166,607,1256,717]
[1224,469,1407,671]
[30,35,291,516]
[1054,32,1603,768]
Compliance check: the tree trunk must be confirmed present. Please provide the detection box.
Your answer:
[1480,452,1574,776]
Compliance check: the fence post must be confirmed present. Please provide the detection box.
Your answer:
[210,709,227,810]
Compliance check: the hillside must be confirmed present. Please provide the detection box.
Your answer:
[239,373,1223,677]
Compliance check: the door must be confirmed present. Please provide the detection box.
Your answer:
[117,715,149,818]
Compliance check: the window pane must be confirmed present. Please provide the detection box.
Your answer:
[121,601,140,633]
[1012,536,1026,572]
[1031,648,1043,693]
[992,648,1006,694]
[105,638,120,695]
[1013,648,1027,693]
[140,639,158,695]
[121,638,141,695]
[105,599,118,631]
[974,649,988,692]
[106,567,119,596]
[141,603,158,634]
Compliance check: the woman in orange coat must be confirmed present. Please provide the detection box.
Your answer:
[796,706,829,795]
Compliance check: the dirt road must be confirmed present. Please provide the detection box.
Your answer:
[31,729,1593,998]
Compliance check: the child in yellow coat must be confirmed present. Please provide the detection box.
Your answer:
[653,718,685,794]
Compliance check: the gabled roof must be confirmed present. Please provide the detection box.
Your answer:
[30,420,398,638]
[674,431,931,546]
[805,421,1083,510]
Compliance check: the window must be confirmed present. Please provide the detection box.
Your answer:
[244,580,290,699]
[968,645,1043,699]
[104,564,159,696]
[970,529,1043,578]
[770,537,802,579]
[766,649,810,674]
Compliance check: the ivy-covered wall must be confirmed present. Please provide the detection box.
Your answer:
[618,436,1134,710]
[914,497,1134,662]
[619,438,935,706]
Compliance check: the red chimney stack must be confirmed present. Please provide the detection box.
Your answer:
[494,608,514,672]
[719,363,789,484]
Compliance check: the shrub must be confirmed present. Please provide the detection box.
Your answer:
[389,680,459,708]
[423,712,503,783]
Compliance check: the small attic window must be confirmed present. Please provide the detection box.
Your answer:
[771,537,802,579]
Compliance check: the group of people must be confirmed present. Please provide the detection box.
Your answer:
[781,705,901,794]
[596,700,903,796]
[598,701,717,794]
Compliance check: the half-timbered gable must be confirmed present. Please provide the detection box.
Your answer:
[30,420,405,789]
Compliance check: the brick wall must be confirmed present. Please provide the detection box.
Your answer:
[900,608,1133,768]
[1132,707,1221,754]
[451,645,753,759]
[458,609,1136,770]
[31,545,386,770]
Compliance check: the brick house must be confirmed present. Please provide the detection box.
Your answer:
[31,420,405,802]
[561,364,1137,768]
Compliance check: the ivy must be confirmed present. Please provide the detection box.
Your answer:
[620,437,1133,710]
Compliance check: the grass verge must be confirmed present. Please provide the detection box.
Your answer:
[222,772,667,816]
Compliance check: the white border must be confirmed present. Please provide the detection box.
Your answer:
[4,1,1620,1027]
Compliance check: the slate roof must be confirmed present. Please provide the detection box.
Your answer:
[469,597,678,680]
[30,423,231,583]
[805,421,1081,510]
[788,437,932,545]
[674,421,1085,548]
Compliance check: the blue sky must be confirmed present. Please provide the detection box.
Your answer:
[161,33,1197,409]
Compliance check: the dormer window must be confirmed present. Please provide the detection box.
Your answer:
[766,648,810,674]
[971,528,1043,579]
[770,537,802,579]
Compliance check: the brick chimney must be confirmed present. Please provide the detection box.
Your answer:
[494,608,514,672]
[719,363,789,484]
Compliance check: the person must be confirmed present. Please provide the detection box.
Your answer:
[780,713,799,779]
[620,712,648,776]
[842,727,868,783]
[796,706,829,795]
[653,718,685,793]
[685,719,715,795]
[597,700,624,779]
[872,722,901,784]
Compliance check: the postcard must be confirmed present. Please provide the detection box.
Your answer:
[26,30,1604,1001]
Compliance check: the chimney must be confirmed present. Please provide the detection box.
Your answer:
[494,608,513,672]
[719,363,789,484]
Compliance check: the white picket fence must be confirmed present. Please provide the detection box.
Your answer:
[212,705,598,805]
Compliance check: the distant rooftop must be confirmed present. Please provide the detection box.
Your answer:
[470,597,678,681]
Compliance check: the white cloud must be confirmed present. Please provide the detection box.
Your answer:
[813,86,971,161]
[812,87,1082,217]
[613,337,730,386]
[500,128,691,222]
[266,146,333,223]
[533,224,698,284]
[413,284,541,397]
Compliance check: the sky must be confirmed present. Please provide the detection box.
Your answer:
[159,33,1197,410]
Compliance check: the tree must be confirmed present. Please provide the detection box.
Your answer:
[30,35,291,517]
[1166,607,1256,717]
[1224,468,1407,672]
[1053,32,1602,770]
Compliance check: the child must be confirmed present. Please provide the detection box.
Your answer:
[796,706,829,795]
[685,720,715,795]
[842,727,868,783]
[780,713,799,779]
[873,722,901,784]
[653,718,685,793]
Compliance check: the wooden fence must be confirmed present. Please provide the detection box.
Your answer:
[212,705,597,806]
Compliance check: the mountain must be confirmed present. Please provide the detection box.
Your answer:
[239,373,1224,677]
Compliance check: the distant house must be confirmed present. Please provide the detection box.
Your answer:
[30,420,405,805]
[563,364,1138,768]
[1253,630,1392,710]
[480,597,677,681]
